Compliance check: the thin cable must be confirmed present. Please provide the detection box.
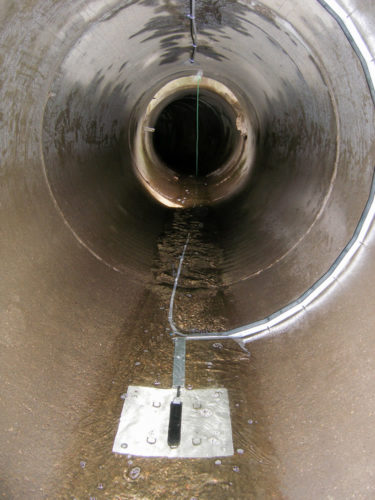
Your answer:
[195,75,200,176]
[188,0,197,63]
[168,233,190,334]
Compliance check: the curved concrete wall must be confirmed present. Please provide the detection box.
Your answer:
[0,1,374,498]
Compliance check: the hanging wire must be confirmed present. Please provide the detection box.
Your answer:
[188,0,197,63]
[195,72,201,176]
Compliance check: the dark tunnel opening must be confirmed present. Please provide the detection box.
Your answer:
[152,93,237,177]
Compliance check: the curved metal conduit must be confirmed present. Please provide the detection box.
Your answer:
[168,0,375,345]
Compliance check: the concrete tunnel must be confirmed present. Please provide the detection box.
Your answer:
[1,0,375,497]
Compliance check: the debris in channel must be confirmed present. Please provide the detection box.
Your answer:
[112,209,234,459]
[153,208,229,334]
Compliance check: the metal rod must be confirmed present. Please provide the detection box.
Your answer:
[172,337,186,388]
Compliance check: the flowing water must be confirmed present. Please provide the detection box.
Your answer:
[55,209,281,499]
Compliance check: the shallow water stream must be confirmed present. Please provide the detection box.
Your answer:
[55,210,281,499]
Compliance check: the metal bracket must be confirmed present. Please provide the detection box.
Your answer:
[113,386,233,458]
[172,337,186,388]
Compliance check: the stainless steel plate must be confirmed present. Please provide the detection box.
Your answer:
[113,386,234,458]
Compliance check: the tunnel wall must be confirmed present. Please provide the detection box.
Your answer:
[1,1,375,498]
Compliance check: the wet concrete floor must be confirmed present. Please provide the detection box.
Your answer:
[2,208,375,499]
[54,209,281,499]
[45,211,375,499]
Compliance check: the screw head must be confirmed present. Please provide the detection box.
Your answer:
[192,437,201,446]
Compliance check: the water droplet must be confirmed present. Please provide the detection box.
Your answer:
[233,466,240,472]
[215,459,222,465]
[212,342,223,349]
[144,349,149,353]
[128,460,133,465]
[135,361,141,366]
[152,401,161,408]
[192,437,201,446]
[187,384,193,390]
[154,380,161,386]
[235,403,240,407]
[129,467,141,480]
[206,361,213,367]
[147,436,157,444]
[120,393,127,400]
[79,461,86,469]
[247,419,253,425]
[214,391,222,398]
[121,443,128,449]
[237,448,244,454]
[97,483,104,490]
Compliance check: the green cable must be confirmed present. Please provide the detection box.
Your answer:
[195,75,201,177]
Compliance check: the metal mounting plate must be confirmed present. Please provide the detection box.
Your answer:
[113,386,234,458]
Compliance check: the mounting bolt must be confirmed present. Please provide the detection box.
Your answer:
[192,437,201,446]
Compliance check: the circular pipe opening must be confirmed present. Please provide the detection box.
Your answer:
[152,92,238,177]
[131,75,256,208]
